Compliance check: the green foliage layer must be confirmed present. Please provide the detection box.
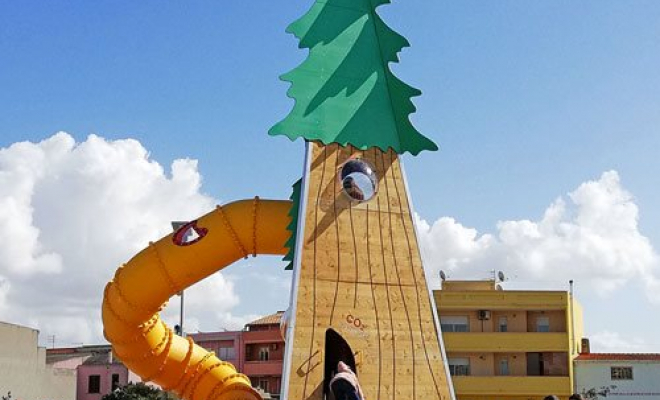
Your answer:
[270,0,437,155]
[283,178,302,270]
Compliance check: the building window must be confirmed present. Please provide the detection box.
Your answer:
[88,375,101,393]
[499,359,509,376]
[536,316,550,332]
[611,366,633,380]
[499,316,508,332]
[258,379,270,393]
[219,346,236,360]
[111,374,120,391]
[259,347,270,361]
[440,316,469,332]
[448,358,470,376]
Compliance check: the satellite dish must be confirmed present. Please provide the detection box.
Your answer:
[497,271,505,282]
[496,284,503,291]
[439,270,446,281]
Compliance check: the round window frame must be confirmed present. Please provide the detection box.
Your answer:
[338,158,378,203]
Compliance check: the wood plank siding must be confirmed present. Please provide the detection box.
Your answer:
[284,142,452,400]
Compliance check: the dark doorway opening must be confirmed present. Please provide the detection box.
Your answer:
[324,329,357,396]
[527,352,544,376]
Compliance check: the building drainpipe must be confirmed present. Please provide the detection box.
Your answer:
[569,280,575,355]
[569,279,576,394]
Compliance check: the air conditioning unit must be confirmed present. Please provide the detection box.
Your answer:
[477,310,491,320]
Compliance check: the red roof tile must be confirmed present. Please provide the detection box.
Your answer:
[576,353,660,361]
[46,348,77,355]
[246,311,284,326]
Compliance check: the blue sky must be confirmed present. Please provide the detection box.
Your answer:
[1,1,659,351]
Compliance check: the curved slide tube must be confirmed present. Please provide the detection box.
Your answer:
[102,198,291,400]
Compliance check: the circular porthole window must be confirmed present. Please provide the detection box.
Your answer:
[339,159,377,202]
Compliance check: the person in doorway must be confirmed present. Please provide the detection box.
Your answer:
[329,361,365,400]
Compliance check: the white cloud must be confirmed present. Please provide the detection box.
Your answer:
[3,134,656,353]
[417,171,660,303]
[0,275,10,316]
[590,330,649,353]
[160,273,258,334]
[0,132,251,346]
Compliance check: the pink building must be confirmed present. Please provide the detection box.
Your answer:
[46,312,286,400]
[242,312,285,396]
[75,350,133,400]
[191,311,285,397]
[47,345,140,400]
[188,330,243,368]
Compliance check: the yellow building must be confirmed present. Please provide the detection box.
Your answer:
[433,280,583,400]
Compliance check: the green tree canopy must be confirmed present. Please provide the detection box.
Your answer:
[101,382,173,400]
[270,0,437,156]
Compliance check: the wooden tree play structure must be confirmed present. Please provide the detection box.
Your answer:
[101,1,455,400]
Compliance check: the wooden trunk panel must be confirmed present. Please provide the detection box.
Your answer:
[286,143,452,400]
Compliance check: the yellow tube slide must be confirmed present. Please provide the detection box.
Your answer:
[102,198,291,400]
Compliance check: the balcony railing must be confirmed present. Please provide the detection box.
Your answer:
[452,376,571,396]
[436,291,569,310]
[243,360,284,376]
[443,332,568,352]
